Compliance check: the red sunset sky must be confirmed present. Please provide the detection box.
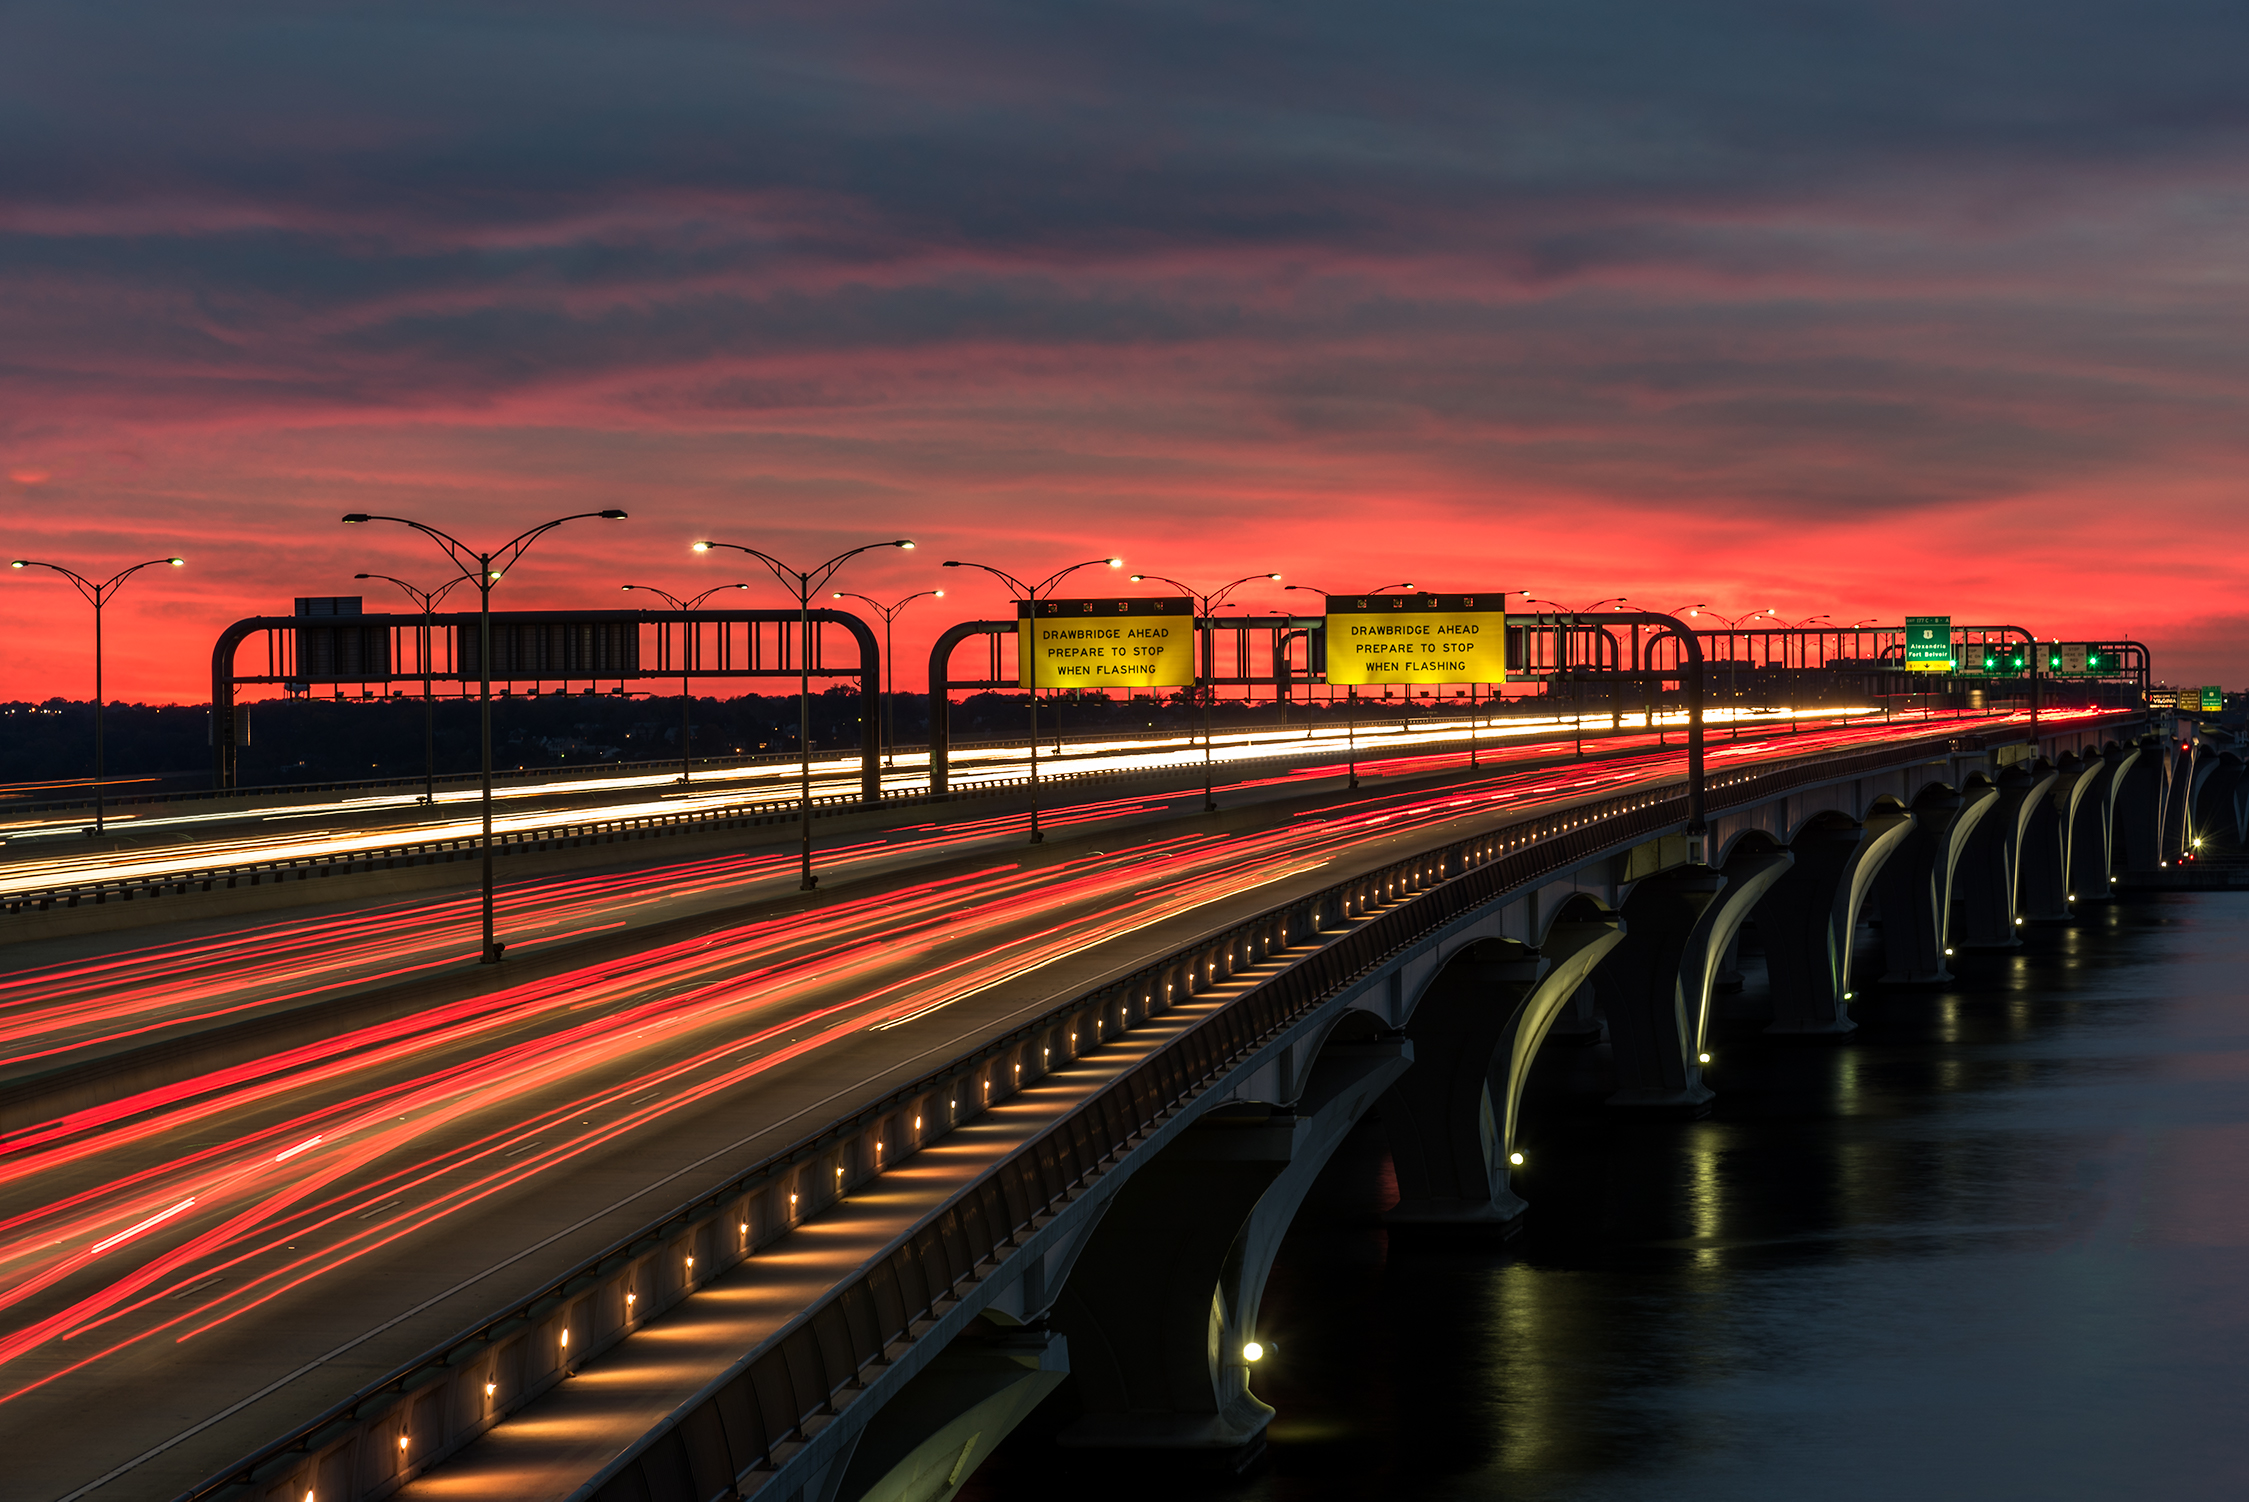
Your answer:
[3,3,2245,703]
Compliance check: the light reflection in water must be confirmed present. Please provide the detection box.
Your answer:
[962,892,2248,1502]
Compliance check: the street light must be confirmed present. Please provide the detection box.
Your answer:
[1284,582,1412,599]
[621,583,752,783]
[695,538,916,886]
[1519,595,1626,754]
[832,588,944,768]
[942,556,1122,842]
[1285,584,1409,786]
[355,571,474,803]
[341,508,628,962]
[1130,571,1283,811]
[9,555,184,833]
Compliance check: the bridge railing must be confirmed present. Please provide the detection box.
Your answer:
[181,712,2127,1502]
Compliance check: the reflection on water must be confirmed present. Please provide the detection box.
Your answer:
[963,893,2249,1502]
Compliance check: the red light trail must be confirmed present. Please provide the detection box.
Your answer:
[0,709,2099,1408]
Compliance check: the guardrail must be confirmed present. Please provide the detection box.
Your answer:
[177,715,2119,1502]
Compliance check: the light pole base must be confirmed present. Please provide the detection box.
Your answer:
[481,942,507,964]
[800,874,820,891]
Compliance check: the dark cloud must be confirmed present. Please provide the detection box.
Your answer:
[2,0,2247,696]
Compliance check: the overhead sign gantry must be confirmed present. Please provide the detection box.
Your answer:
[1015,597,1197,688]
[1322,592,1509,686]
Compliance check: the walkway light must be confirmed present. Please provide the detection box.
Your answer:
[1242,1341,1265,1362]
[1507,1150,1525,1166]
[1697,1052,1712,1064]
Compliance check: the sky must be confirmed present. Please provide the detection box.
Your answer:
[3,0,2246,703]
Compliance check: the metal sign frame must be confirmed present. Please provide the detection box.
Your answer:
[210,608,883,798]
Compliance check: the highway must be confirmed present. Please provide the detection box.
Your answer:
[0,707,2082,1500]
[0,703,1877,894]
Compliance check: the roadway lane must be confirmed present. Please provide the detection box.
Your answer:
[0,710,2058,1499]
[0,713,1894,1092]
[0,704,1883,893]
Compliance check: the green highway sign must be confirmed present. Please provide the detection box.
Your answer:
[2203,686,2224,712]
[1904,616,1953,673]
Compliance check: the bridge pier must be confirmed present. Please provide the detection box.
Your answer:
[2019,758,2073,920]
[1048,1106,1299,1459]
[1756,807,1913,1037]
[2066,744,2129,901]
[2194,749,2244,847]
[830,1326,1069,1502]
[1381,915,1620,1224]
[2112,735,2170,874]
[1874,783,1992,984]
[1954,764,2057,947]
[1593,847,1790,1103]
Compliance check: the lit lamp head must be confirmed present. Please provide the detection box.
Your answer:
[691,541,712,552]
[168,557,184,566]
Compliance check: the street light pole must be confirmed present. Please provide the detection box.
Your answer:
[621,583,752,782]
[1288,584,1409,786]
[1132,571,1283,811]
[696,538,916,886]
[342,508,628,962]
[832,588,945,770]
[942,557,1122,842]
[10,555,184,833]
[355,572,471,803]
[1520,595,1625,754]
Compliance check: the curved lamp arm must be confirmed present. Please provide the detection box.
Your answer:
[342,510,627,586]
[11,555,183,608]
[697,539,916,602]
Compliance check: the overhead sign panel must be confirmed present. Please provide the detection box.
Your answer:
[2203,686,2224,712]
[1017,597,1196,689]
[1324,592,1509,686]
[2147,688,2178,710]
[1903,616,1953,673]
[2051,643,2090,677]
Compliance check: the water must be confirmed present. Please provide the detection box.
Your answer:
[964,892,2249,1500]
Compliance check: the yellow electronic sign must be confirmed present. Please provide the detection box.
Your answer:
[1323,593,1509,686]
[1017,597,1197,689]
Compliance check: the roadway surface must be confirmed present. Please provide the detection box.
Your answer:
[0,708,2074,1500]
[0,704,1852,893]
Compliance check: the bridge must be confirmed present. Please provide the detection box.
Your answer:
[0,616,2229,1502]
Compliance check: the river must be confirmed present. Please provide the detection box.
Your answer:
[965,890,2249,1500]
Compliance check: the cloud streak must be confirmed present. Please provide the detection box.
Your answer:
[3,0,2246,701]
